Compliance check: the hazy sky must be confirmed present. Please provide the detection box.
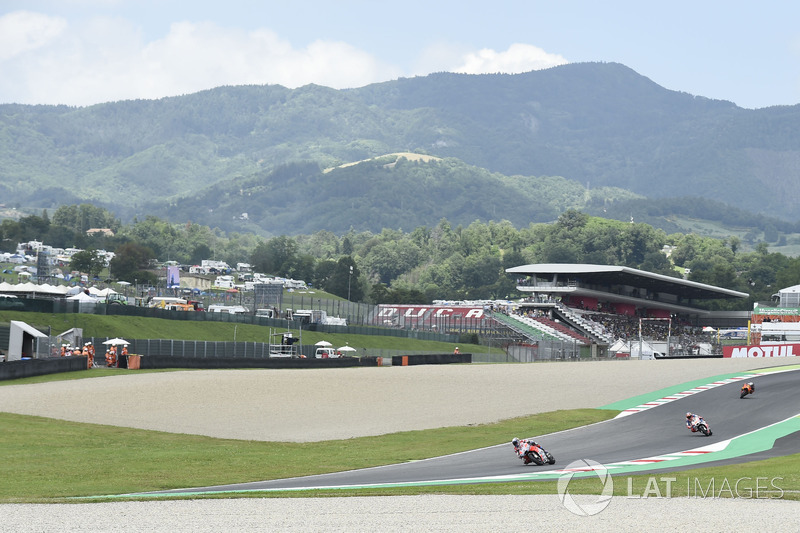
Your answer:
[2,1,799,109]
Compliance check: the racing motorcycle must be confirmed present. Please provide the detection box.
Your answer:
[740,381,755,399]
[689,415,712,436]
[520,441,556,466]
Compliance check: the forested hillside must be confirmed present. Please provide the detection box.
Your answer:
[2,62,800,233]
[4,205,800,311]
[149,155,640,235]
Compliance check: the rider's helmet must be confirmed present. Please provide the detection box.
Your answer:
[748,382,754,386]
[686,412,693,419]
[512,438,520,447]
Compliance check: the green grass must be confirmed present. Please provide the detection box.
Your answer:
[0,408,613,502]
[0,310,493,355]
[3,394,797,502]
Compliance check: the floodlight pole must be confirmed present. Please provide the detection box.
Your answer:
[348,265,353,301]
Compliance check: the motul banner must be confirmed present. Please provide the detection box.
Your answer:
[723,344,799,358]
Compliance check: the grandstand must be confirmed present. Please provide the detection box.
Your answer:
[502,263,750,357]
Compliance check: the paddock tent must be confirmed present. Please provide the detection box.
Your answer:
[7,321,47,361]
[0,282,69,296]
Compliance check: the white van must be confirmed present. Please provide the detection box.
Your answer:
[314,347,339,359]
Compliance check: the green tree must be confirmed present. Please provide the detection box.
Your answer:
[250,236,298,277]
[555,209,589,231]
[362,239,422,285]
[342,236,353,256]
[190,244,212,265]
[324,256,363,301]
[69,249,106,277]
[462,253,501,290]
[313,259,337,289]
[728,236,741,255]
[775,257,800,290]
[52,204,120,234]
[368,283,391,304]
[109,242,156,282]
[289,253,316,284]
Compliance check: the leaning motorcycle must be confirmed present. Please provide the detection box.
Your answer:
[740,382,754,399]
[690,417,712,436]
[521,442,556,465]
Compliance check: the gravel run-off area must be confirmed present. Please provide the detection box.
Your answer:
[0,357,797,532]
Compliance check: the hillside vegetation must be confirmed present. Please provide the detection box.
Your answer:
[2,62,799,236]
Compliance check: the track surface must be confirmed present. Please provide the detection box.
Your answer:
[142,368,800,496]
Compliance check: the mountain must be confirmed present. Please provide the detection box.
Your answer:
[2,62,799,233]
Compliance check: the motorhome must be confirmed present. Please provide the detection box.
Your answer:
[213,275,235,289]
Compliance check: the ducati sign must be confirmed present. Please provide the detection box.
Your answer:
[376,305,486,319]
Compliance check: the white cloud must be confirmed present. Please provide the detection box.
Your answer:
[0,11,67,61]
[453,43,568,74]
[0,13,566,106]
[0,16,399,106]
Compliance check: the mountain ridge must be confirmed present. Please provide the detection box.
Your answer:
[2,62,798,233]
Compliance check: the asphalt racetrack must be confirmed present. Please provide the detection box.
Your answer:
[143,367,800,496]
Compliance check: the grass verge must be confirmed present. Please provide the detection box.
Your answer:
[0,408,613,503]
[4,404,797,503]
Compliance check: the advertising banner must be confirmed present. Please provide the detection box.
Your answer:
[374,305,487,326]
[722,344,799,358]
[167,265,180,288]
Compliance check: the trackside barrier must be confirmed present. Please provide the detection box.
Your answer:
[390,353,472,366]
[0,356,88,381]
[137,355,379,370]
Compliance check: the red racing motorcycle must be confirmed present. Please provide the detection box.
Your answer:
[519,440,556,466]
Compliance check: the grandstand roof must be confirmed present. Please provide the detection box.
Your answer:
[507,263,748,302]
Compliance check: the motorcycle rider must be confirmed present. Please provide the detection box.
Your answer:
[743,381,755,393]
[686,412,704,431]
[512,437,539,464]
